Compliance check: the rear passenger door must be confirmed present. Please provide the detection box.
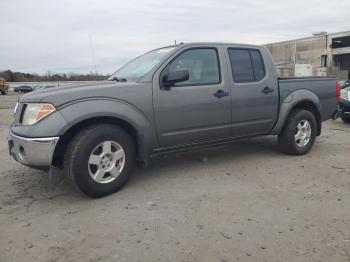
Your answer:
[226,47,279,137]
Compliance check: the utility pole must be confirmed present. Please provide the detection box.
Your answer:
[89,33,98,75]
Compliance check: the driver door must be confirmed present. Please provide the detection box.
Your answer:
[152,47,231,148]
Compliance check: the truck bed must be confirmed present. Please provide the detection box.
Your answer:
[278,76,337,121]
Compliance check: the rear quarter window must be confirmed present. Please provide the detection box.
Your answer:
[250,50,266,81]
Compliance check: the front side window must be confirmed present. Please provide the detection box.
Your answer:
[165,48,220,86]
[228,48,266,83]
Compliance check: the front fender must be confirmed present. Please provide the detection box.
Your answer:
[57,98,151,136]
[271,89,320,135]
[57,98,157,165]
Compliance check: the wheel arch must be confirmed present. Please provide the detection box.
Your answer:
[292,100,321,135]
[52,116,145,168]
[271,89,322,136]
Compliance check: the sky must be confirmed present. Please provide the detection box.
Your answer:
[1,0,350,75]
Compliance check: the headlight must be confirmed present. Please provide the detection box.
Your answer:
[22,103,56,125]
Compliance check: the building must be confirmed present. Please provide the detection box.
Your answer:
[265,31,350,79]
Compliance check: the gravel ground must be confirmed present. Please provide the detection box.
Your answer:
[1,92,350,262]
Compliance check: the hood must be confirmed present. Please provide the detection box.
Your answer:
[19,81,145,107]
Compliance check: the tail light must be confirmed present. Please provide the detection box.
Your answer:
[336,81,341,102]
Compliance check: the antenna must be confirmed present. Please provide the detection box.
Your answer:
[89,33,98,75]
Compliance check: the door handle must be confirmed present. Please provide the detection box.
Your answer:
[262,86,274,94]
[214,90,229,98]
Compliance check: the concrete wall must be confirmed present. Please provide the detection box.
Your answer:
[266,35,327,76]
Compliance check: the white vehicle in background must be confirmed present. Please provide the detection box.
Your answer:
[339,80,350,123]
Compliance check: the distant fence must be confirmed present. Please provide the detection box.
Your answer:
[8,81,93,88]
[7,81,94,91]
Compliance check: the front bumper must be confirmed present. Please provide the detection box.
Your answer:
[8,132,59,168]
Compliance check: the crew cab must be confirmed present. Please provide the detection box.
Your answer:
[8,42,339,197]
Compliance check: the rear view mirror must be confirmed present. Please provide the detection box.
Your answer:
[162,69,189,89]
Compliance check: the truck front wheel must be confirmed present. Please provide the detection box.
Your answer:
[341,113,350,124]
[278,109,317,155]
[64,124,136,197]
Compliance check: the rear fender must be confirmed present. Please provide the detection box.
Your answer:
[271,89,320,135]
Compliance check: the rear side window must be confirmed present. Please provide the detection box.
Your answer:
[228,49,254,82]
[228,48,266,83]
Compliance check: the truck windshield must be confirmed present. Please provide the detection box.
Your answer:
[108,47,175,82]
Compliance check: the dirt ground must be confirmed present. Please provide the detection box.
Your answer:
[1,92,350,262]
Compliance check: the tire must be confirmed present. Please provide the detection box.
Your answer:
[278,109,317,155]
[341,113,350,124]
[64,124,136,198]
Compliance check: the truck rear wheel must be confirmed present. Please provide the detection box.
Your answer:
[64,124,136,197]
[278,109,317,155]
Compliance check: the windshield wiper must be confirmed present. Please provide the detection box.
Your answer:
[111,77,127,82]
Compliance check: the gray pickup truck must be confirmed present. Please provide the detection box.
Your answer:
[8,42,340,197]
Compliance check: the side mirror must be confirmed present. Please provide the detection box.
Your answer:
[162,69,189,89]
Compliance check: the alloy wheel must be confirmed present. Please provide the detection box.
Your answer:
[88,141,125,184]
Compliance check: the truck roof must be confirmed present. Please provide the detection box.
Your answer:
[171,42,264,49]
[142,42,266,57]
